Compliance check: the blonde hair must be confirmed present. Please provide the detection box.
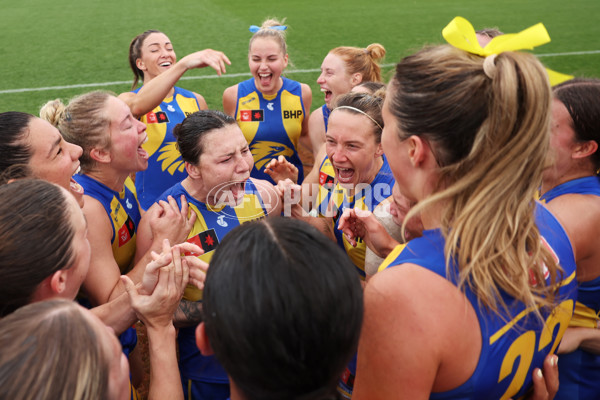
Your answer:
[0,299,109,399]
[330,43,386,83]
[389,45,560,316]
[40,91,112,172]
[249,17,288,55]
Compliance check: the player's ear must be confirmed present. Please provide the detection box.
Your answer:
[195,322,214,356]
[186,162,202,180]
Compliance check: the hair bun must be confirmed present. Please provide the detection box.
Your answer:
[39,99,67,127]
[366,43,386,61]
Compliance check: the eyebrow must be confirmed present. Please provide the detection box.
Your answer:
[326,135,361,146]
[120,114,132,127]
[47,136,62,158]
[219,143,248,158]
[219,150,236,158]
[147,42,172,47]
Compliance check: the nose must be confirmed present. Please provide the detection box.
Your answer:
[236,154,251,174]
[69,142,83,160]
[317,73,325,84]
[330,144,347,164]
[136,119,147,134]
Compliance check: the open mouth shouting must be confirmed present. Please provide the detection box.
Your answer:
[137,135,149,160]
[335,165,355,185]
[258,72,274,89]
[211,178,249,207]
[321,87,333,105]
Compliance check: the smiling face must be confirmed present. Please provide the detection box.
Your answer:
[317,53,356,109]
[105,96,149,173]
[137,32,176,80]
[26,117,85,206]
[194,124,254,206]
[249,37,288,95]
[325,110,382,188]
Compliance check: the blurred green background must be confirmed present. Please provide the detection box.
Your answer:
[1,0,598,114]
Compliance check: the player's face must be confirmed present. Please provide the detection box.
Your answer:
[197,124,254,206]
[138,32,176,80]
[317,53,355,110]
[249,37,288,96]
[27,117,85,207]
[326,110,382,189]
[106,96,149,173]
[63,189,91,300]
[82,308,130,400]
[381,93,417,202]
[389,183,423,240]
[543,99,579,184]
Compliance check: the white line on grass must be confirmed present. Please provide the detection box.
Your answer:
[2,50,599,94]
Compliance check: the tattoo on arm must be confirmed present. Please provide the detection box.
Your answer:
[173,300,203,328]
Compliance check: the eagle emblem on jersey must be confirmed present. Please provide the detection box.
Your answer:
[250,141,294,171]
[157,142,185,175]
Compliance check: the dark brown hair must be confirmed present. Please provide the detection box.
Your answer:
[173,110,236,165]
[128,29,162,89]
[0,111,35,183]
[0,179,75,316]
[553,78,600,170]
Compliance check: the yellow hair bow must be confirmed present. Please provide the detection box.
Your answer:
[442,16,573,86]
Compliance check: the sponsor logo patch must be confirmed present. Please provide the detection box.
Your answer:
[240,109,264,122]
[118,216,136,247]
[147,111,170,124]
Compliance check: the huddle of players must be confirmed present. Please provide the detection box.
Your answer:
[0,16,599,400]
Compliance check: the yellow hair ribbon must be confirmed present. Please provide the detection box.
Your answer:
[442,16,573,86]
[546,69,575,86]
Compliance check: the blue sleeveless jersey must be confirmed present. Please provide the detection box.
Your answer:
[540,176,600,203]
[156,180,268,385]
[74,174,141,272]
[379,203,577,399]
[234,77,306,184]
[134,86,200,210]
[542,176,600,400]
[322,104,331,132]
[316,156,394,279]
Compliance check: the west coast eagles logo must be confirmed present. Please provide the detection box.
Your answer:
[157,142,186,175]
[250,141,294,171]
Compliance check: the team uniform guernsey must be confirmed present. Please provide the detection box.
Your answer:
[379,203,577,399]
[541,176,600,400]
[234,77,306,184]
[73,174,142,400]
[74,174,141,273]
[315,155,394,280]
[322,104,331,131]
[156,180,268,400]
[134,86,201,210]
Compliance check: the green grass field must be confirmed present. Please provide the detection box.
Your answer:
[1,0,599,115]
